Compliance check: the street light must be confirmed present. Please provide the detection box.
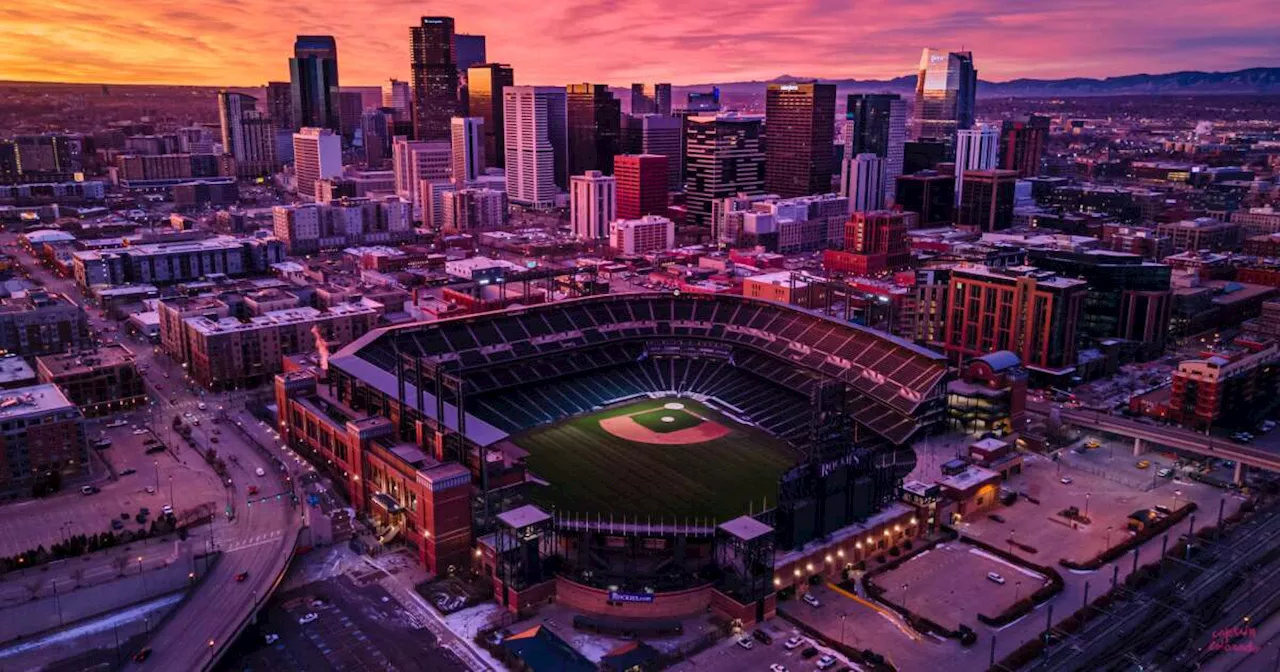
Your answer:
[1105,525,1113,549]
[1085,493,1091,520]
[1014,580,1022,603]
[1173,489,1183,510]
[902,583,910,610]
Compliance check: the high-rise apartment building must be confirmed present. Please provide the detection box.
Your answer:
[338,90,364,142]
[0,384,87,499]
[896,171,954,226]
[273,196,414,254]
[615,154,668,220]
[764,82,836,198]
[944,264,1086,374]
[999,114,1050,178]
[360,108,394,167]
[441,188,507,233]
[392,137,451,218]
[640,114,684,192]
[381,79,412,121]
[266,81,294,130]
[954,124,999,206]
[466,64,515,168]
[840,153,885,214]
[955,169,1018,231]
[451,117,485,184]
[913,48,977,145]
[630,83,672,115]
[289,35,341,131]
[845,94,906,205]
[567,83,621,176]
[218,91,277,177]
[293,127,342,201]
[684,115,765,229]
[410,17,459,141]
[504,86,568,208]
[570,170,617,240]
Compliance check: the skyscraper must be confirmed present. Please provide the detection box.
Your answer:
[392,137,451,218]
[289,36,341,132]
[466,63,514,168]
[953,124,1000,206]
[218,91,277,178]
[630,83,672,116]
[684,115,766,229]
[1000,114,1050,178]
[360,108,394,168]
[686,88,720,112]
[451,117,485,185]
[410,17,459,141]
[912,48,977,145]
[570,170,617,240]
[845,94,906,205]
[293,128,342,202]
[567,83,622,176]
[615,154,668,220]
[455,34,486,71]
[381,79,412,121]
[338,90,364,142]
[764,82,836,198]
[840,153,885,214]
[265,81,294,131]
[504,86,568,208]
[640,115,683,191]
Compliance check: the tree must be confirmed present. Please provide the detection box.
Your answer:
[111,555,129,577]
[71,568,85,589]
[24,577,44,601]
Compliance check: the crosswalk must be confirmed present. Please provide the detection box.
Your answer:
[222,530,287,553]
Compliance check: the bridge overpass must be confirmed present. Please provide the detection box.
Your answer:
[1026,400,1280,483]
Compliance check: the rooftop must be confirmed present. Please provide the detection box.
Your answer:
[36,343,136,377]
[497,504,552,530]
[185,298,381,335]
[0,383,77,418]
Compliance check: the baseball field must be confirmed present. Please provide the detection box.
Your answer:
[515,397,798,521]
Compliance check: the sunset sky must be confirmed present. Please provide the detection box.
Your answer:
[2,0,1277,87]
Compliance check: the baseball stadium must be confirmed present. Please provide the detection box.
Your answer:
[276,291,948,623]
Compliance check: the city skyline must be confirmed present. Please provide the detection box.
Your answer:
[3,1,1278,87]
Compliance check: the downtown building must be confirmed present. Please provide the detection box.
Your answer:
[630,83,672,115]
[896,171,954,227]
[953,124,999,207]
[410,16,459,141]
[943,264,1086,378]
[955,169,1018,232]
[451,116,485,184]
[381,79,412,121]
[293,127,343,201]
[821,210,912,276]
[442,188,508,233]
[764,82,836,198]
[714,193,848,253]
[113,153,236,188]
[217,91,278,177]
[684,114,765,230]
[566,83,622,176]
[504,86,568,209]
[913,48,977,147]
[0,290,91,357]
[289,35,341,131]
[466,63,515,168]
[614,154,668,220]
[611,215,675,255]
[570,170,616,240]
[999,114,1050,178]
[35,343,146,417]
[840,153,885,213]
[845,94,906,205]
[392,137,452,219]
[72,236,286,289]
[273,196,414,254]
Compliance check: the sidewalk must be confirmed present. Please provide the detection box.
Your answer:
[0,536,186,607]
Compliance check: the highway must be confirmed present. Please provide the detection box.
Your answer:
[1027,400,1280,473]
[4,234,303,670]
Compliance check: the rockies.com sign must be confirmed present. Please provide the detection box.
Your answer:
[609,591,655,603]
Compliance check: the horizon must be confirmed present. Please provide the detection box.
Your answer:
[4,1,1279,87]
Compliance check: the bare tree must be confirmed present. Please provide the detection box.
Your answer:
[24,577,44,601]
[71,568,85,589]
[111,555,129,577]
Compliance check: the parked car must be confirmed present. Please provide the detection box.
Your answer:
[132,648,152,662]
[988,514,1006,523]
[144,485,156,494]
[298,613,318,625]
[145,445,166,455]
[197,403,207,410]
[737,637,754,650]
[120,468,136,476]
[255,467,266,477]
[1059,477,1073,485]
[1135,460,1151,469]
[1157,468,1174,478]
[803,593,821,607]
[784,636,804,650]
[111,519,124,530]
[1155,504,1171,514]
[752,629,774,645]
[817,655,838,670]
[769,665,788,672]
[264,633,279,645]
[801,647,819,659]
[987,572,1006,585]
[161,504,173,516]
[105,419,128,428]
[80,485,99,495]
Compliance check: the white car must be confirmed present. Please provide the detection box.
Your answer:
[264,633,279,645]
[256,467,266,477]
[816,655,837,670]
[784,636,804,650]
[184,412,193,419]
[298,612,318,625]
[144,485,156,494]
[987,572,1006,585]
[737,637,753,650]
[132,428,148,435]
[106,419,128,428]
[161,504,174,516]
[1059,477,1073,485]
[770,665,788,672]
[197,403,207,410]
[802,593,821,608]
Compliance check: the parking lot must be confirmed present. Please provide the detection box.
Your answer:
[0,413,226,558]
[956,451,1242,569]
[668,618,859,672]
[872,541,1046,630]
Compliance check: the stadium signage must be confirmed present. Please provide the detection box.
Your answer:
[609,591,655,603]
[820,453,860,478]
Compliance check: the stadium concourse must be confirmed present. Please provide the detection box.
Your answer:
[275,292,948,622]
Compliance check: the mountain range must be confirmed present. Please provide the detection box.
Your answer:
[678,66,1280,98]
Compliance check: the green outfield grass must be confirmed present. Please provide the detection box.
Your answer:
[515,397,798,520]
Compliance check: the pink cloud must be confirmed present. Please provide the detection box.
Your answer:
[0,0,1275,86]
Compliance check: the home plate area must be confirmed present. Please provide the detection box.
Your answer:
[598,401,731,444]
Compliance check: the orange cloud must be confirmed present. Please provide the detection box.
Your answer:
[0,0,1276,86]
